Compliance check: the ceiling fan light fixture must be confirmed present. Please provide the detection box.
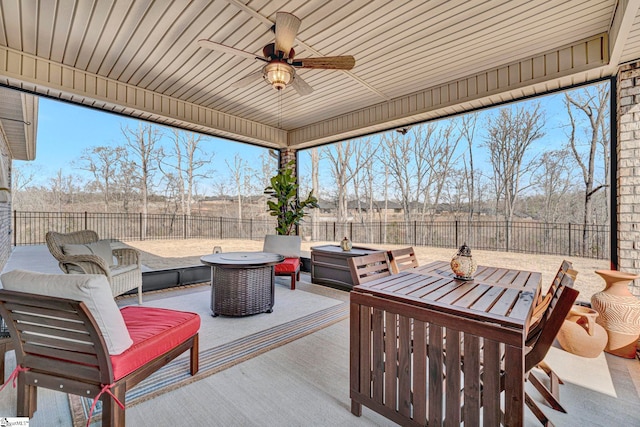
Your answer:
[264,62,294,90]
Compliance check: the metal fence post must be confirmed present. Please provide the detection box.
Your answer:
[12,210,16,246]
[455,220,459,248]
[505,221,509,252]
[84,211,88,230]
[568,223,572,255]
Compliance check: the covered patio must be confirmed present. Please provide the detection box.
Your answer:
[0,243,638,426]
[1,0,640,281]
[1,1,640,426]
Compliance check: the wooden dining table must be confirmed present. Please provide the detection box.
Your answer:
[349,260,542,427]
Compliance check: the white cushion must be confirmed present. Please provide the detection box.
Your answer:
[62,239,114,267]
[0,270,133,355]
[263,235,301,258]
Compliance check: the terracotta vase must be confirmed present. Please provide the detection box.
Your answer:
[591,269,640,358]
[556,305,608,358]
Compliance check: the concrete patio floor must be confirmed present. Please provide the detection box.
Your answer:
[0,245,638,426]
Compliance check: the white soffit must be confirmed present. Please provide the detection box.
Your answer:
[0,0,637,151]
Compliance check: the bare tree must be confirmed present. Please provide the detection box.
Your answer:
[485,104,545,222]
[421,120,462,221]
[350,137,376,223]
[49,169,80,212]
[380,126,432,223]
[565,84,610,254]
[310,147,320,240]
[322,140,356,223]
[161,130,214,216]
[460,112,479,220]
[484,104,545,249]
[77,146,126,212]
[226,154,252,222]
[112,158,140,213]
[533,150,575,223]
[322,139,375,239]
[11,163,36,210]
[121,124,162,233]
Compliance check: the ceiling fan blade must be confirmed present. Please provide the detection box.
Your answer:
[293,56,355,70]
[291,74,314,96]
[230,70,264,88]
[275,12,301,58]
[198,39,261,60]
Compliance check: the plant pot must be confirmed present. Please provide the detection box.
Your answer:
[591,269,640,358]
[556,305,608,358]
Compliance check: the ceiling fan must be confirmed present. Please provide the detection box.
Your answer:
[198,12,355,96]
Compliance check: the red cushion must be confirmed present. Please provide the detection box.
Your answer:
[110,306,200,380]
[275,257,300,274]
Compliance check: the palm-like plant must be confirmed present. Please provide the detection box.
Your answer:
[264,161,318,235]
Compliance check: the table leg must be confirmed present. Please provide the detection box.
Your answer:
[209,266,218,317]
[504,344,525,427]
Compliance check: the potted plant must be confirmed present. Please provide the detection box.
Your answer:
[265,161,319,235]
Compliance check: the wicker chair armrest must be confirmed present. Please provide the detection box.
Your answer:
[112,247,141,267]
[60,254,111,276]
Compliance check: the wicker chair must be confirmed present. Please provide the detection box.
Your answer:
[45,230,143,304]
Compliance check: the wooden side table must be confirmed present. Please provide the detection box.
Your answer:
[310,245,383,290]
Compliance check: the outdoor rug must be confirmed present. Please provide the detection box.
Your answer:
[69,285,349,427]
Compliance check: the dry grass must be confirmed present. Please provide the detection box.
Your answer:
[123,238,610,303]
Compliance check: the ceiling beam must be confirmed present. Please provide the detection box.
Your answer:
[0,46,286,149]
[608,0,640,68]
[287,34,610,149]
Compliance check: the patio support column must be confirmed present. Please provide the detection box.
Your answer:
[279,148,297,171]
[616,62,640,295]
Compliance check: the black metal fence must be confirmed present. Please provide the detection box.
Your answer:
[13,211,610,259]
[299,220,610,259]
[13,211,276,245]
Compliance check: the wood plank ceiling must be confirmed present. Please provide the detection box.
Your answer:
[0,0,638,151]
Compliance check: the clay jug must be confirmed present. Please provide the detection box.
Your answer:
[556,305,608,358]
[591,269,640,358]
[340,237,352,251]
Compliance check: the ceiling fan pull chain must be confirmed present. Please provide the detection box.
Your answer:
[278,90,282,129]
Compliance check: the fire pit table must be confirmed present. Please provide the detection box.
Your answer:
[201,252,284,317]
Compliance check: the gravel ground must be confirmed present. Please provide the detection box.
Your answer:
[123,238,611,303]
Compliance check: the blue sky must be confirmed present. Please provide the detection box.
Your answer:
[18,98,272,189]
[16,81,608,197]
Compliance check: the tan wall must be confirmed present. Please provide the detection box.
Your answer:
[616,62,640,295]
[0,134,12,270]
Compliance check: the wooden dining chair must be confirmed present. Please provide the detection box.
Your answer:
[388,246,419,274]
[521,280,579,426]
[348,252,393,286]
[456,277,578,426]
[526,261,577,415]
[529,260,577,335]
